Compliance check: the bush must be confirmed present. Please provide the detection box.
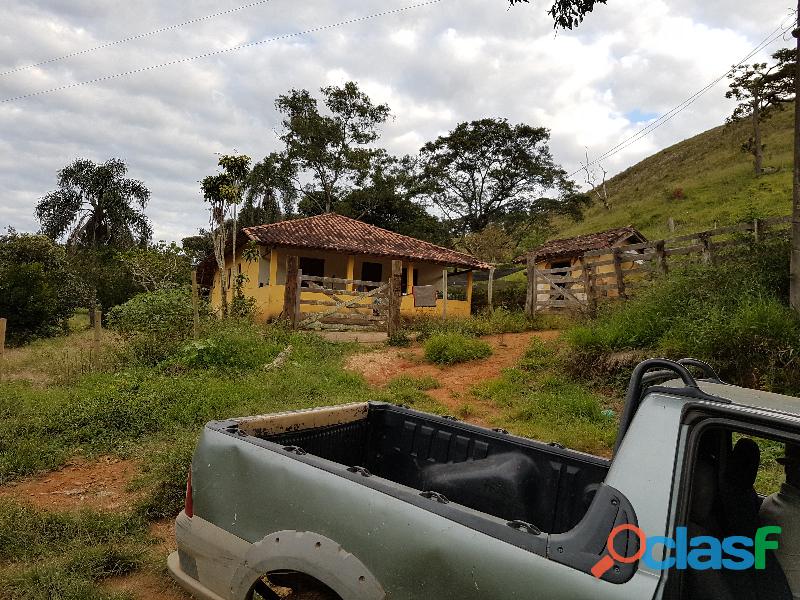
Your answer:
[412,308,532,341]
[107,288,202,364]
[565,242,800,392]
[423,333,492,365]
[0,232,82,345]
[170,322,287,370]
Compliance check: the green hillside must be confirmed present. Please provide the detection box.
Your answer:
[553,107,795,240]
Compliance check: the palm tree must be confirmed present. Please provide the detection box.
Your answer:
[36,158,152,249]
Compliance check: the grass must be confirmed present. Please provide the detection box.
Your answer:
[548,108,794,243]
[423,333,492,365]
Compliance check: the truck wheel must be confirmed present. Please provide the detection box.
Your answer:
[250,571,342,600]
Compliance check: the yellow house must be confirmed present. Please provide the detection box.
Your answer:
[198,213,490,323]
[520,227,647,309]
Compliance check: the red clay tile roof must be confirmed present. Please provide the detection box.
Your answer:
[243,213,490,269]
[517,227,646,262]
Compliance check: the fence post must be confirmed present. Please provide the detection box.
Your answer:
[388,260,402,336]
[579,257,596,316]
[753,218,761,243]
[0,317,6,358]
[525,256,536,317]
[655,240,669,275]
[191,270,200,340]
[284,255,300,330]
[613,248,627,299]
[441,269,448,319]
[487,266,495,312]
[668,216,675,232]
[700,233,714,266]
[93,308,101,370]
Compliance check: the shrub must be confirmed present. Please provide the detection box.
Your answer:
[412,308,533,341]
[423,333,492,365]
[170,322,286,370]
[0,232,82,345]
[107,288,203,364]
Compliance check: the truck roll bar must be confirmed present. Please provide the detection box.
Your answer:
[613,358,729,456]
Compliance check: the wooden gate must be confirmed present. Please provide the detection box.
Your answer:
[283,256,401,334]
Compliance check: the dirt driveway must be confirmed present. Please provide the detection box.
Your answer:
[346,330,560,425]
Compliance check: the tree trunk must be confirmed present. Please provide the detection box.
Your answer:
[790,8,800,312]
[753,99,763,176]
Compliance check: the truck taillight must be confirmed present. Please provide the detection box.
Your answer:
[185,469,193,518]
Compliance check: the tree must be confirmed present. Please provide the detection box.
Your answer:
[414,118,586,238]
[275,81,391,214]
[726,48,795,176]
[0,231,82,345]
[201,154,251,317]
[456,224,517,264]
[240,152,297,227]
[117,242,192,292]
[181,231,214,267]
[36,158,152,249]
[507,0,606,29]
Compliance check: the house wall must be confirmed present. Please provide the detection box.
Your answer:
[209,246,473,321]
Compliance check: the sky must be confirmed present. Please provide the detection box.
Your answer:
[0,0,795,242]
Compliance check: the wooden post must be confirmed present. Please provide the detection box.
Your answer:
[525,256,536,317]
[442,269,448,319]
[700,233,714,266]
[93,308,101,370]
[668,216,675,232]
[465,271,473,309]
[0,317,6,358]
[655,240,669,275]
[346,255,355,291]
[191,270,200,340]
[579,257,596,316]
[487,267,495,312]
[388,260,402,336]
[613,248,627,299]
[406,263,414,295]
[283,255,300,329]
[753,218,761,243]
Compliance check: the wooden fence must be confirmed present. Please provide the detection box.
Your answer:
[283,256,402,334]
[526,215,792,314]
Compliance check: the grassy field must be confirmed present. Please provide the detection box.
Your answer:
[551,108,794,241]
[0,313,618,598]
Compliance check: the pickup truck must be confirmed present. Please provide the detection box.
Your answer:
[168,358,799,600]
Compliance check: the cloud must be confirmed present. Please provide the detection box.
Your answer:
[0,0,792,240]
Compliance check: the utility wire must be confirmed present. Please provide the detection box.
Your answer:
[573,17,796,177]
[0,0,278,78]
[0,0,444,104]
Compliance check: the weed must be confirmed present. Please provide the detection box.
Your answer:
[423,333,492,365]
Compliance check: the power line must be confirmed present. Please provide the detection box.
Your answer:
[573,17,796,177]
[0,0,444,104]
[0,0,278,78]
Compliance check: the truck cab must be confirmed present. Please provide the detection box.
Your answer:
[168,358,800,600]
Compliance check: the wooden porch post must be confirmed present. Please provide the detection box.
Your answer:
[406,263,414,295]
[487,267,495,312]
[442,269,448,319]
[284,255,300,329]
[346,255,355,291]
[388,260,402,336]
[466,270,473,308]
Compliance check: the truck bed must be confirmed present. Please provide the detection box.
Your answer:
[214,402,609,534]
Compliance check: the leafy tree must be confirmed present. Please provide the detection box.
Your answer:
[36,158,152,249]
[117,242,191,292]
[201,154,251,317]
[181,231,214,267]
[240,152,297,227]
[507,0,606,29]
[275,81,391,214]
[414,118,586,237]
[726,48,795,176]
[456,224,517,264]
[0,231,82,345]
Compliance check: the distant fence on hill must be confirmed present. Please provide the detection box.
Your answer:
[526,215,792,314]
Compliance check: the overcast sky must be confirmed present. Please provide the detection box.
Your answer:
[0,0,795,241]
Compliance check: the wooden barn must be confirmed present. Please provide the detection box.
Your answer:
[518,227,647,310]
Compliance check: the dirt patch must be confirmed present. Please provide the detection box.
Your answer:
[346,330,561,425]
[104,572,192,600]
[0,456,141,511]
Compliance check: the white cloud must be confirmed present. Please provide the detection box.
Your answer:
[0,0,793,239]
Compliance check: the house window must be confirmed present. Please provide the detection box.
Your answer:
[360,262,383,283]
[400,268,418,294]
[299,257,325,287]
[258,255,270,287]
